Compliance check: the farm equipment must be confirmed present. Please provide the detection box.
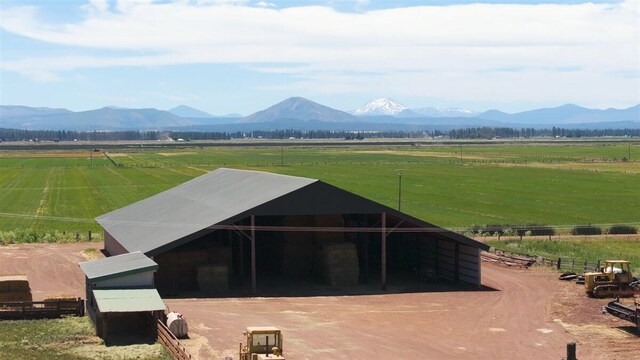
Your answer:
[604,299,639,331]
[239,326,285,360]
[584,260,639,298]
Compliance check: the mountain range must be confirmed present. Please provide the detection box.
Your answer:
[1,98,638,131]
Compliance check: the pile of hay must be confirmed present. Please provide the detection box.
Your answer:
[197,265,228,292]
[0,275,32,302]
[320,242,359,287]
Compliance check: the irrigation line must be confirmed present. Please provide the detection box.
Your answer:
[0,212,95,223]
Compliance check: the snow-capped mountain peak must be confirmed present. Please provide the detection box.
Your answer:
[354,98,407,116]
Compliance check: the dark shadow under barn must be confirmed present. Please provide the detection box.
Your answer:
[154,213,483,298]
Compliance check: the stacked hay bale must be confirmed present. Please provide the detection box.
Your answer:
[197,265,229,292]
[312,215,346,280]
[155,251,209,292]
[321,242,359,287]
[0,275,32,302]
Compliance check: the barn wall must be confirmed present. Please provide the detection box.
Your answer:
[436,239,481,286]
[458,244,481,287]
[437,239,457,281]
[104,230,128,256]
[95,272,154,288]
[418,236,438,280]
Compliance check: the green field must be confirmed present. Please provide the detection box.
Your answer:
[0,141,638,239]
[486,237,640,274]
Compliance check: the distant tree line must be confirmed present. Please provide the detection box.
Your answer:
[444,127,640,139]
[0,127,638,142]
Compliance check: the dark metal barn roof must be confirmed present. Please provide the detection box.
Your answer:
[97,168,488,256]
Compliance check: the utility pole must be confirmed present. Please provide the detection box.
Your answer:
[397,169,403,212]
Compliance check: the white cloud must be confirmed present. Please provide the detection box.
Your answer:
[255,1,275,8]
[1,0,638,107]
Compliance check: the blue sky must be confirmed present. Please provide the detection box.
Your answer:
[1,0,638,115]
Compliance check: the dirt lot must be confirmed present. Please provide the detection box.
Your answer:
[0,243,637,359]
[0,242,100,300]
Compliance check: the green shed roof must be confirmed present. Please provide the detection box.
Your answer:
[93,288,166,313]
[79,251,158,282]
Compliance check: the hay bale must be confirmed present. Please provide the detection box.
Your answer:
[197,265,228,292]
[0,275,32,302]
[321,242,359,287]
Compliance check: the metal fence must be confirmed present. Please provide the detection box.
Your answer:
[556,257,601,273]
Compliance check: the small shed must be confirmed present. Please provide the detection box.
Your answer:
[92,289,166,344]
[79,252,165,343]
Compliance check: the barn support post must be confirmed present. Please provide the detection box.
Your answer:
[238,231,244,279]
[381,212,387,291]
[454,242,460,282]
[251,215,256,294]
[476,248,482,288]
[363,235,369,284]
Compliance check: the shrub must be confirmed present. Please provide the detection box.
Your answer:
[513,224,555,236]
[571,225,602,235]
[608,225,638,235]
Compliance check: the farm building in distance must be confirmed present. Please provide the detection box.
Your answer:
[96,168,489,295]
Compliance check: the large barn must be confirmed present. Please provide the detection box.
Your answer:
[97,168,488,295]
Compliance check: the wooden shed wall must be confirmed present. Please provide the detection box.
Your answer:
[94,272,155,288]
[104,230,128,256]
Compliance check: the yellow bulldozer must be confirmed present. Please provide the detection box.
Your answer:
[239,326,285,360]
[584,260,639,298]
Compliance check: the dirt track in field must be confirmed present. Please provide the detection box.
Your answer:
[1,243,637,359]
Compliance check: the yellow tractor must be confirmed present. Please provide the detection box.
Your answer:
[239,326,285,360]
[584,260,639,298]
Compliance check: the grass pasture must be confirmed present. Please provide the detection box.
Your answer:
[0,141,638,240]
[0,316,170,360]
[486,236,640,274]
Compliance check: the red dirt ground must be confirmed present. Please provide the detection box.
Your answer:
[0,242,100,300]
[1,243,637,359]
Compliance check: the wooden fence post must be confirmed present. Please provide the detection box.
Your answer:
[557,258,561,270]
